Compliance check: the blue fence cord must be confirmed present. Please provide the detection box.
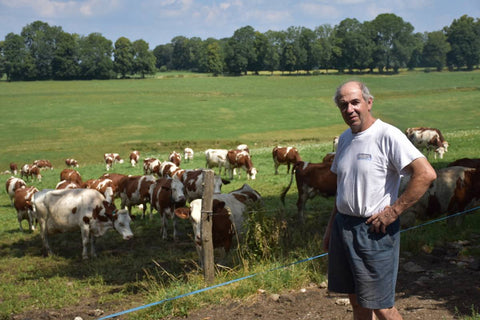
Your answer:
[98,206,480,320]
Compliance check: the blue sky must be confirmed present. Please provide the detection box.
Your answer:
[0,0,478,48]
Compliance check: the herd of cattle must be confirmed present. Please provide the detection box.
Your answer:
[4,126,480,262]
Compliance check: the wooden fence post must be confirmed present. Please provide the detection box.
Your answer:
[201,169,215,285]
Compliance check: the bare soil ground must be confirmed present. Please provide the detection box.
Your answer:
[12,235,480,320]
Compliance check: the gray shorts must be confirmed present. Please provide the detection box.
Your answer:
[327,213,400,309]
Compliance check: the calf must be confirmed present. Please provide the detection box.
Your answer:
[129,150,140,167]
[205,149,229,175]
[32,188,133,259]
[149,178,186,240]
[60,168,83,186]
[10,163,18,175]
[117,175,156,219]
[405,127,449,159]
[14,186,39,231]
[6,176,26,206]
[184,147,194,162]
[226,150,257,180]
[34,159,53,170]
[168,151,182,166]
[280,160,336,223]
[272,146,302,174]
[65,158,79,168]
[181,169,230,202]
[143,158,161,176]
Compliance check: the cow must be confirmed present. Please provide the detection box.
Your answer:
[129,151,140,167]
[280,161,337,224]
[181,169,230,202]
[149,178,186,240]
[175,183,262,265]
[237,144,250,154]
[143,158,161,176]
[6,176,26,206]
[21,164,42,181]
[83,178,116,203]
[159,161,179,178]
[117,175,157,219]
[447,158,480,168]
[332,136,339,152]
[447,167,480,226]
[100,173,128,195]
[34,159,53,170]
[55,180,81,190]
[13,186,38,231]
[322,152,336,164]
[405,127,449,159]
[205,149,229,175]
[272,146,302,175]
[168,151,182,166]
[65,158,79,168]
[60,168,83,186]
[399,166,474,228]
[32,188,133,259]
[226,150,257,180]
[104,153,123,171]
[184,148,194,162]
[9,163,18,175]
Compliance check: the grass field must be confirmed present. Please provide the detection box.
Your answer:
[1,70,480,319]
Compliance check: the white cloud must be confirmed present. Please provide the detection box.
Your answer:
[299,2,340,19]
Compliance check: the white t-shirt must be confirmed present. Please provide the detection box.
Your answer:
[331,119,424,218]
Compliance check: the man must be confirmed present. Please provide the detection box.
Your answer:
[323,81,436,320]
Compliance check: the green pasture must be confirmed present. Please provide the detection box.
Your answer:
[0,71,480,319]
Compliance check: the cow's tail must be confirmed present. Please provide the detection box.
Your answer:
[280,162,298,205]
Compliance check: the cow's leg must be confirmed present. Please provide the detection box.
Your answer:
[172,215,178,240]
[27,209,35,231]
[90,233,97,259]
[274,163,279,175]
[39,219,52,257]
[296,191,308,224]
[80,227,91,259]
[162,212,168,240]
[17,212,24,232]
[287,163,291,174]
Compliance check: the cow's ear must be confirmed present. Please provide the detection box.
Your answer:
[174,207,190,219]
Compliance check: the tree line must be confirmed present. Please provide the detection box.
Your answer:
[0,13,479,81]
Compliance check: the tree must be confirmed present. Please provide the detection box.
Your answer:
[298,27,320,73]
[2,33,34,81]
[422,31,450,71]
[445,15,480,70]
[315,24,335,73]
[52,31,80,80]
[333,18,372,72]
[78,33,114,79]
[171,36,191,70]
[132,39,156,78]
[153,43,173,70]
[264,30,282,74]
[224,26,257,75]
[204,41,224,76]
[114,37,134,78]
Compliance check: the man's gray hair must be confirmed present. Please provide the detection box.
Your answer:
[333,81,374,106]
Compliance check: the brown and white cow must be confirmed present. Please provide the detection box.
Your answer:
[14,186,38,231]
[104,153,124,171]
[83,178,116,203]
[405,127,449,159]
[205,149,229,175]
[9,163,18,175]
[280,160,337,223]
[226,150,257,180]
[117,175,157,219]
[65,158,79,168]
[32,188,133,259]
[100,173,128,194]
[149,178,186,240]
[143,158,161,176]
[129,151,140,167]
[181,169,230,202]
[168,151,182,167]
[60,168,83,186]
[55,180,81,190]
[272,146,302,175]
[34,159,53,170]
[6,176,26,206]
[21,164,42,181]
[237,144,250,154]
[159,161,179,178]
[184,147,194,162]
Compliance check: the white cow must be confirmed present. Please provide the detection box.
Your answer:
[184,147,194,162]
[32,188,133,259]
[205,149,229,175]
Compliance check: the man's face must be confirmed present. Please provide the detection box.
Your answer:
[337,82,373,133]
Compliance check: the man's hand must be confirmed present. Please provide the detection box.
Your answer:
[366,206,399,233]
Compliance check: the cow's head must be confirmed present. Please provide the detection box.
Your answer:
[247,167,258,180]
[171,179,186,207]
[434,147,445,159]
[112,209,133,240]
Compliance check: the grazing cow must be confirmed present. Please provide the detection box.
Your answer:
[168,151,182,166]
[6,176,26,206]
[149,178,186,240]
[237,144,250,154]
[405,127,449,159]
[399,166,474,228]
[181,169,230,202]
[143,158,161,176]
[447,158,480,168]
[32,188,133,259]
[159,161,179,178]
[205,149,229,175]
[272,146,302,174]
[104,153,123,171]
[10,163,18,175]
[117,175,157,219]
[60,168,83,186]
[34,159,53,170]
[447,167,480,226]
[13,186,38,231]
[55,180,81,190]
[332,136,339,152]
[184,148,194,162]
[65,158,79,168]
[20,164,41,181]
[280,161,337,223]
[83,178,116,203]
[226,150,257,180]
[129,151,140,167]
